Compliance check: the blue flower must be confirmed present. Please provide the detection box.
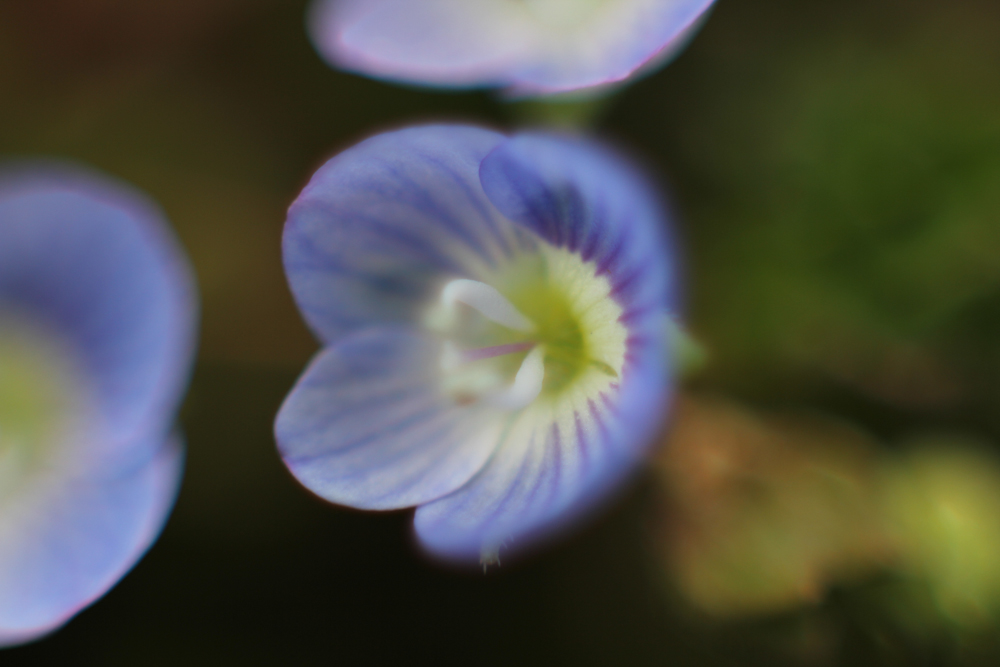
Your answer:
[276,125,675,563]
[308,0,715,96]
[0,164,196,645]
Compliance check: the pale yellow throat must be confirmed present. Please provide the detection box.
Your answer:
[424,244,627,412]
[0,312,91,494]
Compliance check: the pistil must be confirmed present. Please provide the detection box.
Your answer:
[485,345,546,410]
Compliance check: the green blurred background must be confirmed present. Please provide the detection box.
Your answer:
[2,0,1000,664]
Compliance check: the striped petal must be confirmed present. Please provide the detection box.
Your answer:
[284,125,532,345]
[0,437,182,646]
[414,380,669,560]
[276,328,506,510]
[0,164,197,453]
[479,132,674,341]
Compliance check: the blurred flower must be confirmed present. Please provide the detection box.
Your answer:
[653,394,1000,639]
[653,394,893,617]
[0,164,196,646]
[881,438,1000,631]
[276,125,674,563]
[308,0,715,96]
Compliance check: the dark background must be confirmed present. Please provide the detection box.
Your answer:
[2,0,999,664]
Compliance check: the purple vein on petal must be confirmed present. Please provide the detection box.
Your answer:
[462,341,535,362]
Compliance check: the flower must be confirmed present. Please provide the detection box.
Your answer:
[276,125,674,563]
[652,394,893,617]
[0,164,196,645]
[308,0,716,96]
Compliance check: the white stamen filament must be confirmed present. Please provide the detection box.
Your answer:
[486,345,546,410]
[441,279,535,333]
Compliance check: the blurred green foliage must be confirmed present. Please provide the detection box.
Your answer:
[882,439,1000,630]
[618,0,1000,412]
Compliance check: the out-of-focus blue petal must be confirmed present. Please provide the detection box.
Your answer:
[0,165,197,454]
[0,437,183,646]
[276,328,505,510]
[310,0,531,88]
[284,125,531,344]
[308,0,715,95]
[509,0,715,94]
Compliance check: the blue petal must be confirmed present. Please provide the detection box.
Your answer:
[480,133,676,340]
[276,328,505,510]
[310,0,531,89]
[414,375,669,560]
[0,164,197,451]
[508,0,716,94]
[0,437,183,646]
[283,125,534,345]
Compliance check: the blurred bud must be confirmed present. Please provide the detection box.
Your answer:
[651,394,894,617]
[880,438,1000,630]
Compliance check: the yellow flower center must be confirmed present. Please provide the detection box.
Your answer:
[0,311,88,494]
[425,244,627,411]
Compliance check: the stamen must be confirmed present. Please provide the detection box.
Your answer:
[486,346,546,410]
[441,279,535,333]
[440,341,535,371]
